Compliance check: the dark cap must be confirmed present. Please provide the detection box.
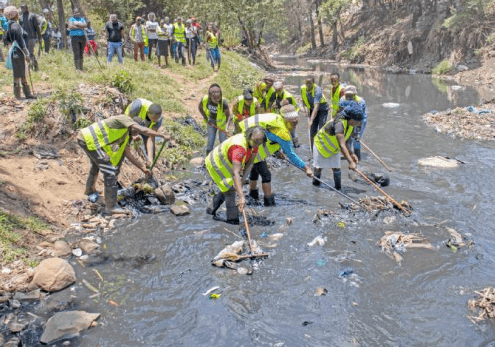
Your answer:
[243,89,254,101]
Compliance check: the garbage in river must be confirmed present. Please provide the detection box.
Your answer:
[382,103,400,108]
[423,102,495,141]
[315,287,328,296]
[468,288,495,323]
[211,240,266,268]
[378,232,435,263]
[339,269,354,277]
[344,196,412,213]
[418,156,461,168]
[445,227,474,252]
[307,236,327,247]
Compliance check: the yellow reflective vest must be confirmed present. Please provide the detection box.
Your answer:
[330,85,343,116]
[236,96,257,117]
[239,113,291,163]
[301,84,327,110]
[174,23,185,43]
[314,118,354,158]
[202,95,228,130]
[131,24,148,45]
[274,90,299,113]
[253,81,267,104]
[205,133,249,193]
[80,120,130,167]
[125,99,160,129]
[206,30,218,48]
[263,86,275,111]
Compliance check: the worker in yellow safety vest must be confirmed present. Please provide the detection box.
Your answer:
[205,126,267,224]
[301,76,329,152]
[77,115,173,214]
[329,72,345,117]
[173,17,186,65]
[130,16,148,61]
[198,83,232,155]
[312,102,364,190]
[125,98,164,166]
[232,89,261,134]
[239,105,313,206]
[253,75,275,106]
[339,85,367,160]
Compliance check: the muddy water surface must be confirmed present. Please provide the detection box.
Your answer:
[73,57,495,347]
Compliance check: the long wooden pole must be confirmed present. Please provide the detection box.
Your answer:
[208,122,231,137]
[354,168,410,215]
[361,140,392,172]
[241,209,254,254]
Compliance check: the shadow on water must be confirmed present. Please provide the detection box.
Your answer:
[66,57,495,347]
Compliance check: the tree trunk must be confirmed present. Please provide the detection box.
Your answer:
[57,0,67,49]
[257,20,265,47]
[70,0,86,17]
[315,0,324,47]
[332,21,338,49]
[308,6,316,50]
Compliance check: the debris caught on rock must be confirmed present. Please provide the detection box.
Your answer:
[468,287,495,323]
[445,227,474,252]
[377,232,435,263]
[345,196,412,213]
[211,240,265,268]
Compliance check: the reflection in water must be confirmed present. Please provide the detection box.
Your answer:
[72,57,495,347]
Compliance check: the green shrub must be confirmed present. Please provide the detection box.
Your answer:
[111,70,135,94]
[432,60,453,75]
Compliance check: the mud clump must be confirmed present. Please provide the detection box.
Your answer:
[344,196,412,213]
[424,103,495,141]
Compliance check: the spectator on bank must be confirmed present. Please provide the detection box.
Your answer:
[84,21,98,56]
[156,19,170,67]
[67,8,87,71]
[130,16,147,61]
[105,14,125,64]
[185,19,197,65]
[145,12,159,60]
[19,4,41,71]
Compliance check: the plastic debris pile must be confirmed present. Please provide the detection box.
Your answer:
[377,231,434,263]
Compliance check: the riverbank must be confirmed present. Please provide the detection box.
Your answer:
[0,49,262,293]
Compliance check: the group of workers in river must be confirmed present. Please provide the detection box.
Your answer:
[76,71,367,224]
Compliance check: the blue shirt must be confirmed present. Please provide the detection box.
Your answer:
[266,131,306,169]
[306,85,329,111]
[68,17,86,36]
[0,16,8,32]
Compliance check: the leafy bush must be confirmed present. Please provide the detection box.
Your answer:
[111,70,135,94]
[432,60,453,75]
[16,98,48,139]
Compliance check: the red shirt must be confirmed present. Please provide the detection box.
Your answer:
[228,145,258,164]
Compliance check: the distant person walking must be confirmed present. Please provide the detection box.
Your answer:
[185,19,197,65]
[206,23,220,71]
[173,17,186,65]
[145,12,159,60]
[67,8,87,71]
[105,14,125,64]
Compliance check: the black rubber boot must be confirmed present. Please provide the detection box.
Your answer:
[333,169,342,191]
[312,170,321,186]
[104,184,126,214]
[263,194,276,206]
[13,83,21,99]
[354,148,361,161]
[22,83,35,99]
[206,193,225,216]
[225,191,239,224]
[249,189,259,200]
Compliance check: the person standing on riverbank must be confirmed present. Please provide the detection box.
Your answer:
[340,85,367,160]
[156,19,170,67]
[3,5,35,99]
[206,23,220,71]
[199,84,232,155]
[302,76,329,152]
[232,89,260,134]
[78,115,172,215]
[145,12,159,60]
[19,4,41,71]
[239,105,313,206]
[67,8,87,71]
[84,21,98,56]
[173,17,186,65]
[125,98,164,167]
[330,72,344,117]
[130,16,147,62]
[205,126,266,224]
[312,103,363,190]
[105,14,125,65]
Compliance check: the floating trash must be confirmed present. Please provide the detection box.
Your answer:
[418,156,461,168]
[382,103,400,109]
[378,232,434,263]
[307,236,327,247]
[468,287,495,323]
[317,260,326,266]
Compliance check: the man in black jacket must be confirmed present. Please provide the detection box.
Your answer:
[19,4,41,71]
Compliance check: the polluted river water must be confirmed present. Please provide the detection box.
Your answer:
[66,57,495,346]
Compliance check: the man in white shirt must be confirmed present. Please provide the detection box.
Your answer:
[145,12,158,60]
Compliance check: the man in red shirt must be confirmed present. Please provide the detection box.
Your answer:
[206,126,266,224]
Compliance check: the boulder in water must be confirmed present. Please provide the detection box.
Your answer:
[40,311,100,344]
[171,204,191,216]
[31,258,76,292]
[154,185,175,205]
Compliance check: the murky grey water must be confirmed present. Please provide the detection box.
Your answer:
[71,57,495,347]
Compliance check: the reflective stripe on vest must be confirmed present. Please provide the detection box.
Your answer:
[174,23,185,42]
[314,119,354,158]
[80,121,130,167]
[237,96,257,117]
[125,99,157,129]
[202,95,227,130]
[205,134,248,193]
[239,113,290,163]
[301,85,327,110]
[331,85,342,116]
